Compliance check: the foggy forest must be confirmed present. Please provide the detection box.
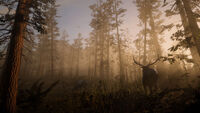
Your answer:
[0,0,200,113]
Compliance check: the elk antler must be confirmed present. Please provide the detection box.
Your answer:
[133,56,144,67]
[146,57,161,67]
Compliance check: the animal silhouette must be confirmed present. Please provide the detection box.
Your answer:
[133,57,160,94]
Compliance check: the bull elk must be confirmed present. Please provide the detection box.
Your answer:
[133,57,160,94]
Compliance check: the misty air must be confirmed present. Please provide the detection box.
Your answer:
[0,0,200,113]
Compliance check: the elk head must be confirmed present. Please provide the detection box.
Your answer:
[133,57,160,71]
[133,57,160,94]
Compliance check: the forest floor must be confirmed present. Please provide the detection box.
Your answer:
[12,75,200,113]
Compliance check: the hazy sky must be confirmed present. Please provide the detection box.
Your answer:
[0,0,177,52]
[56,0,177,53]
[57,0,139,41]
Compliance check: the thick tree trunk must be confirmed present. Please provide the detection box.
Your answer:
[177,0,200,70]
[1,0,29,113]
[190,47,200,70]
[176,0,200,71]
[182,0,200,56]
[175,0,200,70]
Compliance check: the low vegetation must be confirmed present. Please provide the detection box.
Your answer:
[16,72,200,113]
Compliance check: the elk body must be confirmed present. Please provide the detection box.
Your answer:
[133,58,160,94]
[142,66,158,93]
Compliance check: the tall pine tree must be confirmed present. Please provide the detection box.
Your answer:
[0,0,56,113]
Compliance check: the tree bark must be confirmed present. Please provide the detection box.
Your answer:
[177,0,200,71]
[182,0,200,56]
[1,0,30,113]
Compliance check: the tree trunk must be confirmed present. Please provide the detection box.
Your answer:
[99,29,105,79]
[148,7,162,56]
[94,31,98,77]
[88,47,91,78]
[177,0,200,71]
[182,0,200,56]
[76,48,80,76]
[70,46,74,76]
[50,26,54,76]
[106,32,110,78]
[143,0,147,65]
[114,0,124,85]
[1,0,30,113]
